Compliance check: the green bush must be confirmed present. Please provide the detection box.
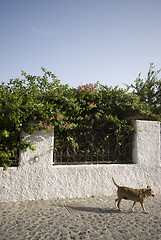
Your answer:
[128,63,161,117]
[0,65,160,169]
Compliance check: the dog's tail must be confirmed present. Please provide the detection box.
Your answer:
[112,177,119,188]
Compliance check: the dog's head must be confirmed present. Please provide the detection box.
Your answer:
[146,186,155,197]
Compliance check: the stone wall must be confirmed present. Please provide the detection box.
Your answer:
[0,120,160,202]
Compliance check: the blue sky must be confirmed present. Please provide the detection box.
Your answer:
[0,0,161,88]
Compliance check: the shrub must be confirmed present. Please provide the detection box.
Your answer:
[0,65,159,169]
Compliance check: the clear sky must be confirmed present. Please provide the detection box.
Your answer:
[0,0,161,88]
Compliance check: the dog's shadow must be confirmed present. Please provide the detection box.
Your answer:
[65,205,121,214]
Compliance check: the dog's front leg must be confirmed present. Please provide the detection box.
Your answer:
[131,201,136,212]
[140,202,149,214]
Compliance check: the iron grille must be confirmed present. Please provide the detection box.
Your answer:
[53,127,133,165]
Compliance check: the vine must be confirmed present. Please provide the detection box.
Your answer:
[0,64,160,169]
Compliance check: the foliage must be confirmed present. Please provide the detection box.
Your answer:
[0,68,71,169]
[0,64,160,169]
[127,63,161,119]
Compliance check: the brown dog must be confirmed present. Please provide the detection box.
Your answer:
[112,177,155,213]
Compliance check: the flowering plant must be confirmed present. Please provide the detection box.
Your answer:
[78,83,97,94]
[0,64,160,169]
[87,101,97,110]
[38,121,53,131]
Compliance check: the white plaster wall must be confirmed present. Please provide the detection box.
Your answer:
[0,120,160,202]
[133,120,160,166]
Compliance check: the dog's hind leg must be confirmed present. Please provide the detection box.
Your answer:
[131,201,136,212]
[115,198,118,208]
[116,197,122,211]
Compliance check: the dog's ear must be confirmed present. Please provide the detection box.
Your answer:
[147,186,150,188]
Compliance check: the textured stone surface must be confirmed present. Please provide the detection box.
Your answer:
[1,195,161,240]
[0,121,160,202]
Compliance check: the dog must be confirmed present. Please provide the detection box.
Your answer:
[112,177,155,213]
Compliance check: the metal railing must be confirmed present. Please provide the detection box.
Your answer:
[53,127,133,165]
